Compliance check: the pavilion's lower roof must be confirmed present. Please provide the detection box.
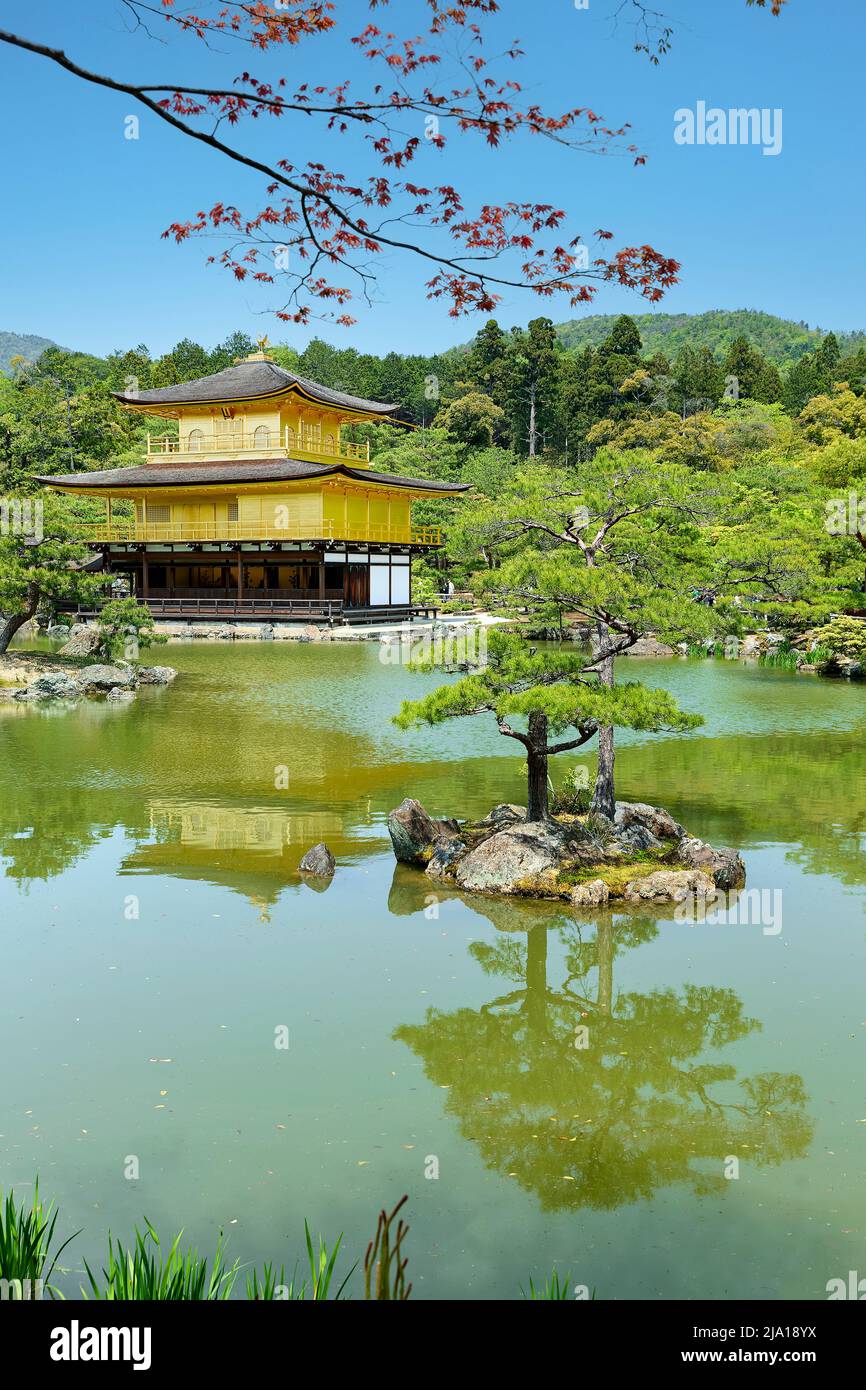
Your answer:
[35,458,470,494]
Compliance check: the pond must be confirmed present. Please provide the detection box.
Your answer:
[0,641,864,1299]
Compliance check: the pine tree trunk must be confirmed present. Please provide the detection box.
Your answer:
[592,721,616,820]
[591,628,616,820]
[528,383,537,458]
[0,582,40,655]
[526,710,549,821]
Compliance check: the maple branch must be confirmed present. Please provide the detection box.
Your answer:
[0,6,681,323]
[0,31,664,307]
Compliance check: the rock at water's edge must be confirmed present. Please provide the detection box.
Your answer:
[386,797,747,908]
[77,664,137,692]
[425,838,467,879]
[622,635,676,658]
[387,798,459,866]
[614,801,684,841]
[14,671,81,702]
[571,878,610,908]
[137,666,178,686]
[298,843,336,877]
[623,869,715,904]
[455,820,573,896]
[58,628,102,659]
[677,837,746,890]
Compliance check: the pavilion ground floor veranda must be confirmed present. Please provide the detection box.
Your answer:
[68,541,429,622]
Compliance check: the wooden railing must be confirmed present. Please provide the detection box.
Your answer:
[146,428,370,465]
[77,521,442,546]
[146,587,344,603]
[57,595,439,623]
[141,596,346,619]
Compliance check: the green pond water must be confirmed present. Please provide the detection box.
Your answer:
[1,642,864,1300]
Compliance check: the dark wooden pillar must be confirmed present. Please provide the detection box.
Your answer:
[141,551,149,598]
[318,563,325,600]
[236,550,243,601]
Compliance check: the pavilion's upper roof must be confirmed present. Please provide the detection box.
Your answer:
[112,356,401,418]
[35,457,470,494]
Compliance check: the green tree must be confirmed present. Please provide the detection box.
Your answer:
[96,597,167,662]
[30,346,109,391]
[0,372,142,494]
[812,615,866,661]
[504,318,561,457]
[599,314,643,360]
[394,627,700,821]
[0,499,107,653]
[209,331,256,371]
[472,455,716,815]
[800,384,866,443]
[722,334,780,402]
[559,316,647,452]
[450,452,827,813]
[165,338,211,382]
[586,409,727,470]
[434,392,506,446]
[670,344,725,415]
[105,345,154,395]
[462,319,510,406]
[558,345,598,456]
[816,331,841,376]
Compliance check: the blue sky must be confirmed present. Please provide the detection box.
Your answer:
[0,0,863,358]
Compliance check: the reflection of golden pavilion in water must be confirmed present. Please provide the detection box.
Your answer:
[148,800,344,849]
[123,800,347,912]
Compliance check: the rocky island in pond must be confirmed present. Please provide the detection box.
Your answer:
[388,798,745,908]
[0,625,177,706]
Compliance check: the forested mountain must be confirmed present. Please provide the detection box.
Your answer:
[553,310,865,366]
[6,310,864,382]
[0,330,59,376]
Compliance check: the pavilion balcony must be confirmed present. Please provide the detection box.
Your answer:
[145,428,371,466]
[76,520,443,548]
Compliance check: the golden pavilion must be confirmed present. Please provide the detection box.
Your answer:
[38,345,468,621]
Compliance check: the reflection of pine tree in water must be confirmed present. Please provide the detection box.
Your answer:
[395,920,812,1212]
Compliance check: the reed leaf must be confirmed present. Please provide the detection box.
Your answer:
[0,1180,79,1299]
[82,1220,240,1301]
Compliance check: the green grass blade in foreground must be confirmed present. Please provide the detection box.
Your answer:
[82,1220,240,1300]
[0,1180,80,1299]
[521,1272,596,1300]
[303,1219,356,1300]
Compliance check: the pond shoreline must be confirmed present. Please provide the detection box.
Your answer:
[0,650,177,704]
